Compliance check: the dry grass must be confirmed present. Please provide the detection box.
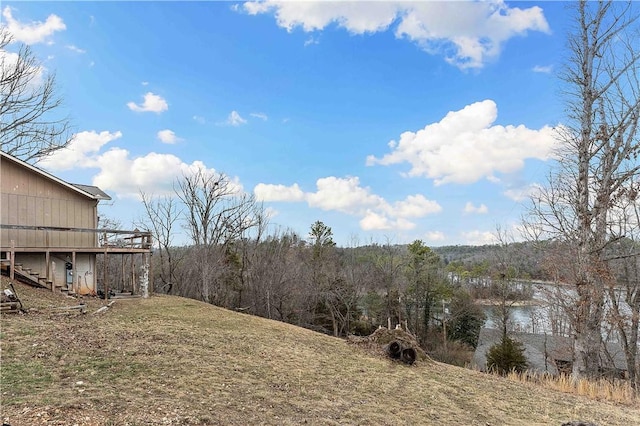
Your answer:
[2,279,640,425]
[506,371,638,405]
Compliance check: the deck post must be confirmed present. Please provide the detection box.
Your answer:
[9,240,15,280]
[121,254,125,292]
[131,253,136,294]
[45,250,50,287]
[71,251,77,294]
[103,249,108,301]
[140,252,149,298]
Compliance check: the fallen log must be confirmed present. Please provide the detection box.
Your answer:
[52,304,87,314]
[93,300,115,315]
[402,347,417,365]
[387,341,402,359]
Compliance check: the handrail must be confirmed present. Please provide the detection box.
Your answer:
[0,224,151,236]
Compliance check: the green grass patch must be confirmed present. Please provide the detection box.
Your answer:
[1,360,54,403]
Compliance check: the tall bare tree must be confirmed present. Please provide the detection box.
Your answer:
[139,192,182,294]
[0,28,71,161]
[526,1,640,378]
[177,167,263,305]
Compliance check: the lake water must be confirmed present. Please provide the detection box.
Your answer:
[480,282,634,341]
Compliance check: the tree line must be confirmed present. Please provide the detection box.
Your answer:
[138,173,488,365]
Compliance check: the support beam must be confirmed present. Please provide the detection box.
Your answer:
[45,250,50,285]
[140,252,149,299]
[10,240,15,280]
[71,251,77,294]
[103,250,108,301]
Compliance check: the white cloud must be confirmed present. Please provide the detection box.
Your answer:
[367,100,557,185]
[226,110,247,126]
[533,65,553,74]
[141,81,149,86]
[425,231,446,242]
[244,1,399,34]
[307,176,385,214]
[461,230,499,245]
[464,202,488,214]
[254,183,305,202]
[250,112,268,121]
[360,211,415,232]
[304,36,320,47]
[37,130,239,199]
[38,130,123,171]
[389,194,442,218]
[193,115,206,124]
[66,45,86,54]
[2,6,66,45]
[254,176,441,232]
[242,1,549,69]
[91,152,227,199]
[359,210,391,231]
[127,92,168,113]
[156,129,182,144]
[395,2,550,69]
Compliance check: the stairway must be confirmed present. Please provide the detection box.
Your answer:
[0,260,72,294]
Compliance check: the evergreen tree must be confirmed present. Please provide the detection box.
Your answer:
[486,336,528,375]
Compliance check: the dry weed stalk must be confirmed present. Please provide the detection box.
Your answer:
[504,371,637,405]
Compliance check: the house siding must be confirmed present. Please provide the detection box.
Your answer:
[1,155,98,249]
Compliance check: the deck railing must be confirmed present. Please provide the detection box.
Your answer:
[0,224,152,250]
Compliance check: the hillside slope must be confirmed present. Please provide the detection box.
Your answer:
[1,280,638,426]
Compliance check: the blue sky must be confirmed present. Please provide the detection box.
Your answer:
[3,1,575,246]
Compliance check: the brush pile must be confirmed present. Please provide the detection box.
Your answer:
[348,326,430,365]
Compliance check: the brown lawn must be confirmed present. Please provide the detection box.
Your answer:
[1,278,638,425]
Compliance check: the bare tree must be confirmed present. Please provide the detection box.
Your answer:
[243,230,301,320]
[526,1,640,378]
[605,186,640,388]
[0,28,71,161]
[373,238,405,329]
[139,192,182,294]
[176,167,264,305]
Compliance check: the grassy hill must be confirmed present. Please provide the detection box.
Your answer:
[1,278,638,426]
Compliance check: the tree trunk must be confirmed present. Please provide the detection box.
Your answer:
[572,285,604,378]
